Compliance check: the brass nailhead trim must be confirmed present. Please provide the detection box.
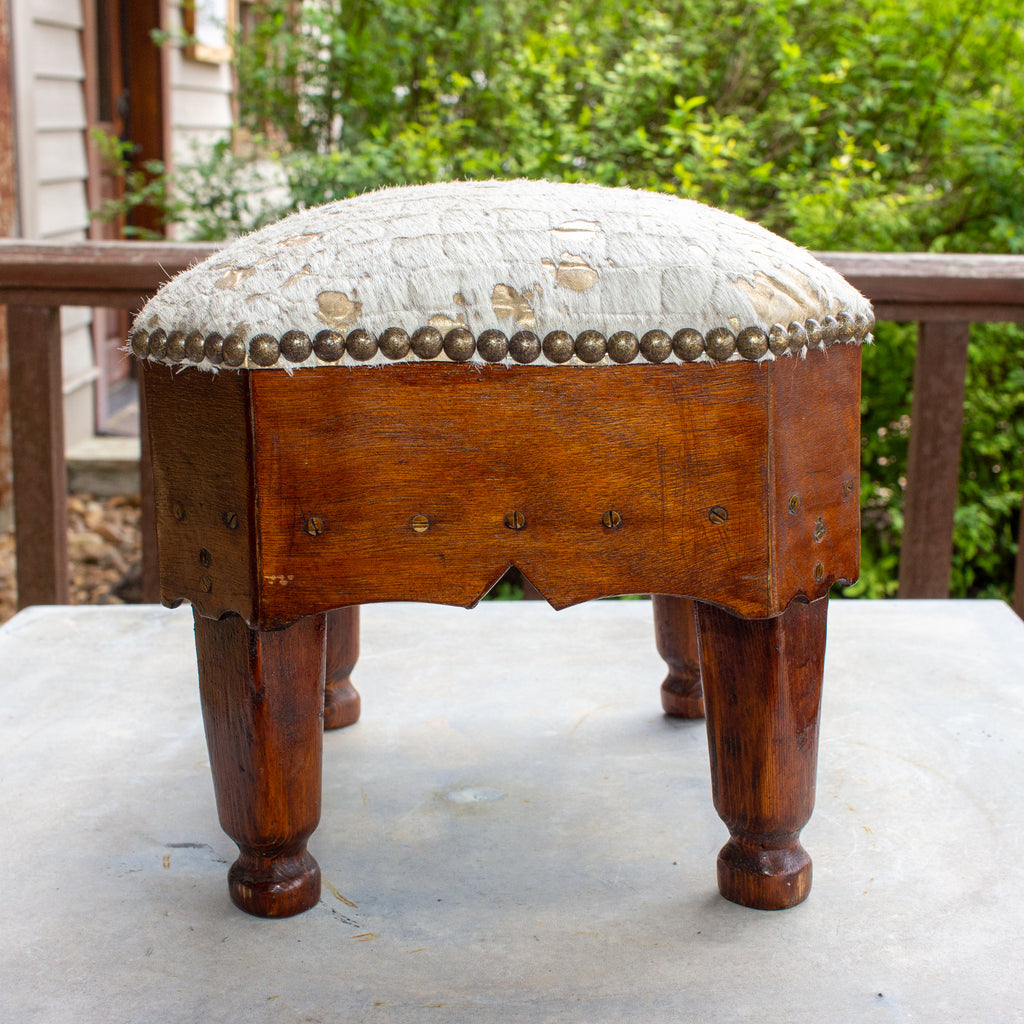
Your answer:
[477,328,509,362]
[135,312,874,369]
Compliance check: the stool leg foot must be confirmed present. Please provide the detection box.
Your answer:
[696,597,827,910]
[652,595,704,718]
[325,606,361,730]
[194,610,326,918]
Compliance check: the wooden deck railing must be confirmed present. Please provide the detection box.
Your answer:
[2,240,1023,616]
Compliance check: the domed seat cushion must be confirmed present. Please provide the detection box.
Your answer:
[130,179,872,370]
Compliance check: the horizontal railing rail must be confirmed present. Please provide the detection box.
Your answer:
[1,241,1022,616]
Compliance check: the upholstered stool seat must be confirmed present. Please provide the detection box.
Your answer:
[132,180,870,918]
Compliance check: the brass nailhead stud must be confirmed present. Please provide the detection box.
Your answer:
[542,330,574,364]
[411,326,444,359]
[204,332,225,364]
[673,328,705,362]
[640,329,672,363]
[172,501,186,522]
[379,326,411,360]
[130,332,149,358]
[805,318,824,348]
[602,510,623,530]
[185,331,205,362]
[787,322,808,351]
[199,548,212,568]
[705,327,736,361]
[735,326,768,361]
[820,315,840,344]
[166,331,186,362]
[788,494,801,514]
[835,312,856,342]
[504,510,526,530]
[607,331,639,364]
[249,333,280,366]
[814,517,826,542]
[443,327,476,362]
[222,333,247,366]
[223,511,239,530]
[509,331,541,364]
[575,330,606,364]
[313,329,345,362]
[304,516,325,536]
[768,323,789,356]
[410,514,430,533]
[477,329,509,363]
[708,505,729,525]
[814,562,825,581]
[148,329,167,359]
[346,328,378,361]
[280,330,313,363]
[199,576,213,593]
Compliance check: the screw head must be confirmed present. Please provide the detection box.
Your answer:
[602,510,623,530]
[814,517,826,542]
[843,479,855,497]
[199,548,212,568]
[814,562,825,581]
[199,575,213,593]
[708,505,729,525]
[223,511,239,530]
[410,514,430,533]
[304,516,325,536]
[504,510,526,531]
[172,501,186,522]
[788,494,801,514]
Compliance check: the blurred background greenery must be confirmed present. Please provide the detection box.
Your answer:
[97,0,1024,600]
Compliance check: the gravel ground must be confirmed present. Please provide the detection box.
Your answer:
[0,493,142,626]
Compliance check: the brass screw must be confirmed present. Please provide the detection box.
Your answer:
[814,562,825,581]
[172,501,186,522]
[504,510,526,531]
[199,575,213,593]
[814,517,826,542]
[788,494,800,514]
[843,479,855,497]
[223,511,239,530]
[199,548,212,568]
[304,516,325,536]
[708,505,729,525]
[602,510,623,530]
[410,514,430,533]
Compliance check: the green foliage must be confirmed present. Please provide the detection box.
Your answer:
[103,0,1024,601]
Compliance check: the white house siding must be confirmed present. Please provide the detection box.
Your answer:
[166,0,234,168]
[11,0,96,445]
[11,0,236,444]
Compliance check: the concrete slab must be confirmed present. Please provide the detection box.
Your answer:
[0,600,1022,1023]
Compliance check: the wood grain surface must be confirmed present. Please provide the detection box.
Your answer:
[697,596,828,910]
[194,610,326,917]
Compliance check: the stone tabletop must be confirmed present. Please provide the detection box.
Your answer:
[1,599,1022,1023]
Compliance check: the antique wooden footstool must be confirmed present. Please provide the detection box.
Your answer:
[131,180,870,918]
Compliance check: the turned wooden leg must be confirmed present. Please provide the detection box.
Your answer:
[324,606,361,730]
[652,594,705,718]
[194,610,326,918]
[696,597,827,910]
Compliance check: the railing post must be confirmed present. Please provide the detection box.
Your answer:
[8,304,70,607]
[898,321,971,598]
[1015,488,1024,620]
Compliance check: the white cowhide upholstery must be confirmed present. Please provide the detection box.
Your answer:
[130,179,872,369]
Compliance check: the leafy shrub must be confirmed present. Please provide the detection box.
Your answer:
[101,0,1024,601]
